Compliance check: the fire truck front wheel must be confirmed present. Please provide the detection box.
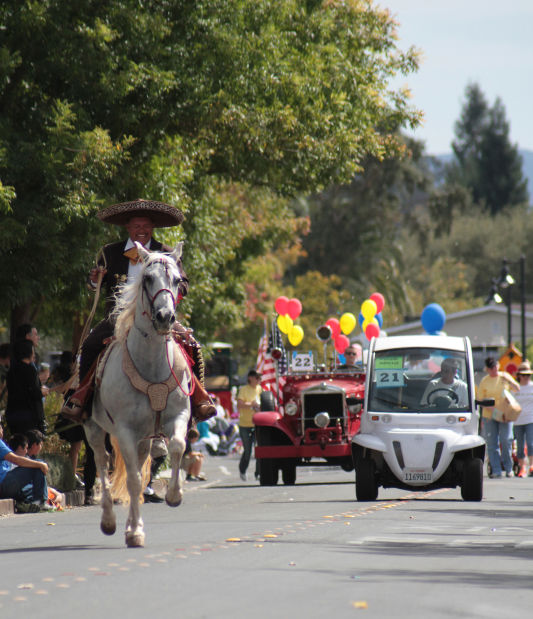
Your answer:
[258,459,279,486]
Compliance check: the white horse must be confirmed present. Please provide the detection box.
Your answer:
[84,241,192,548]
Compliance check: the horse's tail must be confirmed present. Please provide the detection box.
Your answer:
[109,436,152,504]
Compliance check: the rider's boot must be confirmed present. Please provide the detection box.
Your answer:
[191,374,216,421]
[60,366,97,424]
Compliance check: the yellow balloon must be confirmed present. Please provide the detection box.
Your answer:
[277,314,293,334]
[340,312,356,335]
[362,317,379,332]
[361,299,378,320]
[288,325,304,347]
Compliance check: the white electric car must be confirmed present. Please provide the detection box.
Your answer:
[352,335,493,502]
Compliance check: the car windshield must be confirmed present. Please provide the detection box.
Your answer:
[368,347,471,413]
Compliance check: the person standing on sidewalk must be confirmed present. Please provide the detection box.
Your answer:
[236,370,262,481]
[513,360,533,477]
[478,357,519,478]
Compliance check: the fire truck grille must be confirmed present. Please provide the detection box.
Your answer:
[302,392,344,431]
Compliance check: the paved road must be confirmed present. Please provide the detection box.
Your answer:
[1,455,533,618]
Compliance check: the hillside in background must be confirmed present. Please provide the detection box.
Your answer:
[436,149,533,202]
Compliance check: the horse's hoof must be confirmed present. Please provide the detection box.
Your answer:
[101,520,116,536]
[165,495,182,507]
[126,532,145,548]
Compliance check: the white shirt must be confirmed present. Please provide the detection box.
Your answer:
[421,377,469,407]
[514,382,533,425]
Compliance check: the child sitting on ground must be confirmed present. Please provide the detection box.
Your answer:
[182,427,206,481]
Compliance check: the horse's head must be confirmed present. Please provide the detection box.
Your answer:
[136,241,185,335]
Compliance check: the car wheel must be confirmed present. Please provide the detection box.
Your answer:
[461,457,483,501]
[282,462,296,485]
[258,458,279,486]
[260,391,276,411]
[355,457,378,501]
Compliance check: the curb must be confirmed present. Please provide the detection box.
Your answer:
[0,498,15,517]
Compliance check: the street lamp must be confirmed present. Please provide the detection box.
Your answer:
[486,256,526,352]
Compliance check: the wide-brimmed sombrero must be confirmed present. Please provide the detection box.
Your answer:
[97,199,184,227]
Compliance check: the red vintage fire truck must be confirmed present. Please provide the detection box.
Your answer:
[253,344,365,486]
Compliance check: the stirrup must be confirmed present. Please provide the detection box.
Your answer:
[59,402,89,424]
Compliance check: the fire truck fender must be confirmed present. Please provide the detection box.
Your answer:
[253,411,283,426]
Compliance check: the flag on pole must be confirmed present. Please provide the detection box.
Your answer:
[256,319,287,399]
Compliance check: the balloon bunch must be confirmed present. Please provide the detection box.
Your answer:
[358,292,385,341]
[324,316,353,354]
[274,296,304,346]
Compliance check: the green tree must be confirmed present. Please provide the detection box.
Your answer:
[0,0,421,345]
[446,83,529,214]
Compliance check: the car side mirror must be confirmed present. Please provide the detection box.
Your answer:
[475,398,495,407]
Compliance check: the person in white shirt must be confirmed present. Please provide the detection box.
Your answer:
[513,360,533,477]
[421,358,468,407]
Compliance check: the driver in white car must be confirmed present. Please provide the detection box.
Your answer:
[420,358,469,407]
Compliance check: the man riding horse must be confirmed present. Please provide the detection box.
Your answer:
[62,198,216,423]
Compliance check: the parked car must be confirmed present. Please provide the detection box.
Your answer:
[253,350,365,486]
[352,335,493,502]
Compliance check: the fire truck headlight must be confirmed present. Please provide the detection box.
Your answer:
[285,401,298,416]
[314,412,330,428]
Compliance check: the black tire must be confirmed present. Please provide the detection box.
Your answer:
[282,462,297,485]
[461,457,483,501]
[355,458,378,501]
[258,458,279,486]
[260,391,276,411]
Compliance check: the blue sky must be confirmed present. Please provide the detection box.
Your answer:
[382,0,533,155]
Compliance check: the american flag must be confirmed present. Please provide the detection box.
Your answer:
[256,320,287,399]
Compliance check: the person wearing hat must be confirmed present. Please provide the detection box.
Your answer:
[421,357,468,407]
[513,360,533,477]
[477,356,519,478]
[62,199,216,425]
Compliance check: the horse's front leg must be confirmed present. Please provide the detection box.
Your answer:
[84,420,115,536]
[166,423,187,507]
[120,438,148,548]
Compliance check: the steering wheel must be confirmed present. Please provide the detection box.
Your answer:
[426,388,459,407]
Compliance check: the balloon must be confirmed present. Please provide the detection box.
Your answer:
[358,312,364,328]
[288,325,304,346]
[375,312,383,328]
[369,292,385,314]
[361,299,377,320]
[274,295,289,315]
[421,303,446,334]
[277,313,293,334]
[287,298,302,320]
[338,354,346,365]
[325,318,341,338]
[362,317,379,332]
[334,334,350,354]
[340,312,356,335]
[365,323,380,340]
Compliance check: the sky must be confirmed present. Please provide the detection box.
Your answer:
[382,0,533,155]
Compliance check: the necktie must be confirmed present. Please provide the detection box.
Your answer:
[123,247,140,265]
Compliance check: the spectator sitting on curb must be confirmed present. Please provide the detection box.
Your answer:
[9,433,29,456]
[26,429,64,510]
[0,423,50,513]
[182,428,206,481]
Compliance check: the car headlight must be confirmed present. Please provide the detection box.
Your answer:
[285,401,298,416]
[314,412,330,428]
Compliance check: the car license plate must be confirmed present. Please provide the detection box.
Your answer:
[403,470,432,482]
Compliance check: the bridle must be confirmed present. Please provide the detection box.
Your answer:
[141,257,185,327]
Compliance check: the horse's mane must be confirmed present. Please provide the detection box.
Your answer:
[112,251,177,344]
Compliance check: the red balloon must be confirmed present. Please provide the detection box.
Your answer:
[325,318,341,339]
[287,298,302,320]
[274,295,289,315]
[365,323,380,340]
[369,292,385,314]
[334,334,350,354]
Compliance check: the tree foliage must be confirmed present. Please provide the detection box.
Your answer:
[0,0,421,345]
[446,83,529,214]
